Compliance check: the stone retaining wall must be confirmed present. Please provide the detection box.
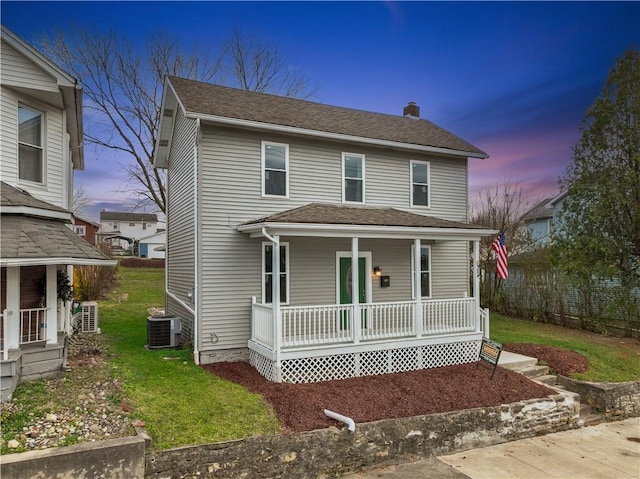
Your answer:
[0,435,145,479]
[146,390,580,479]
[558,377,640,419]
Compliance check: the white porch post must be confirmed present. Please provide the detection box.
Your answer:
[46,265,58,344]
[6,267,20,350]
[473,240,481,333]
[413,239,423,337]
[271,235,282,381]
[351,237,361,345]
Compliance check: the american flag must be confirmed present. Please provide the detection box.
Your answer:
[492,230,508,280]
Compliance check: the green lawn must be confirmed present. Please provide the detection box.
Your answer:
[490,313,640,382]
[99,267,279,449]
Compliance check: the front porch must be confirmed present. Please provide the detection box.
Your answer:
[250,297,490,383]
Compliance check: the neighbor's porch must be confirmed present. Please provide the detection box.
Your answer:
[238,204,495,383]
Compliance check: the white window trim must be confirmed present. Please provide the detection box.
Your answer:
[261,241,290,305]
[74,225,86,236]
[410,243,432,299]
[410,160,430,208]
[342,152,365,204]
[261,141,290,198]
[17,103,46,186]
[335,251,372,304]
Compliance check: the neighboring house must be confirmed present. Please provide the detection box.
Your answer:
[138,230,166,259]
[0,26,114,401]
[98,211,158,253]
[154,77,496,383]
[522,191,567,249]
[72,216,100,245]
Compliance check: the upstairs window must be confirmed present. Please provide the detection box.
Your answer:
[74,225,86,236]
[262,142,289,197]
[18,105,44,183]
[342,153,365,203]
[410,160,430,207]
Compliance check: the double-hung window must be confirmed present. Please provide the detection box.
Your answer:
[410,160,430,207]
[262,242,289,304]
[262,141,289,197]
[411,244,432,298]
[74,225,86,236]
[18,105,44,183]
[342,153,365,203]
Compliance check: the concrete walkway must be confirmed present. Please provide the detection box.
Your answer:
[342,417,640,479]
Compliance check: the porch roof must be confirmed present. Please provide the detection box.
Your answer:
[1,215,116,267]
[238,203,496,240]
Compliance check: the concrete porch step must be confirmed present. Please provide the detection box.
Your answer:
[498,351,538,371]
[580,403,606,427]
[534,374,558,386]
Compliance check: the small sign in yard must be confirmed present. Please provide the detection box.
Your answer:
[478,337,503,379]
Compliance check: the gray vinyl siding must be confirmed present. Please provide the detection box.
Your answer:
[194,124,471,352]
[165,108,197,340]
[431,241,469,299]
[0,42,57,92]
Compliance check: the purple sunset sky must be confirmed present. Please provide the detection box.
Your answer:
[2,1,639,221]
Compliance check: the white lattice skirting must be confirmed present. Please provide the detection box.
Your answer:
[249,340,481,383]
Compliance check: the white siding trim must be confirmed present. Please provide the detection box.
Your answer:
[411,243,432,299]
[261,241,290,305]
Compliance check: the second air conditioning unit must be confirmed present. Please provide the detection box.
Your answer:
[81,301,99,333]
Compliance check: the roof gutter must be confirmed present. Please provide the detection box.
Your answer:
[185,112,488,160]
[1,258,117,267]
[238,222,497,241]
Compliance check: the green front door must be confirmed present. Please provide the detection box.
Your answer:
[339,257,367,329]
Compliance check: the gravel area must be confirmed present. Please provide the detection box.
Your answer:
[0,334,136,453]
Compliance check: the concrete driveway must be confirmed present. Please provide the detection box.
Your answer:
[342,417,640,479]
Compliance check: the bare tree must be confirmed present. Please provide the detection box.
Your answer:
[38,29,317,213]
[72,186,92,216]
[469,183,532,300]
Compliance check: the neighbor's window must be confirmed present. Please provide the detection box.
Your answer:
[74,225,86,236]
[262,141,289,197]
[262,242,289,304]
[129,223,135,227]
[411,244,431,298]
[410,160,430,207]
[18,105,44,183]
[342,153,365,203]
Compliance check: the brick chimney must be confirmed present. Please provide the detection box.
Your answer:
[403,101,420,119]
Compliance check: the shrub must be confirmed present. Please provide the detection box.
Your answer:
[119,258,165,268]
[73,264,118,301]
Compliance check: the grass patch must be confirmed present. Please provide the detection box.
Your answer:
[99,267,280,449]
[490,313,640,382]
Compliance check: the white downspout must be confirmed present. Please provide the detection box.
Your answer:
[192,118,201,364]
[324,409,356,432]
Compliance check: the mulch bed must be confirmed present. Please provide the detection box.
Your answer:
[204,360,557,433]
[504,343,589,376]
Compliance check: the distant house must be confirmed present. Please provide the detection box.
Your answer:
[154,76,496,383]
[0,25,114,401]
[138,230,166,259]
[73,216,100,245]
[522,192,567,249]
[98,211,158,253]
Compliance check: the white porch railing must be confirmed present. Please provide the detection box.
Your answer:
[252,297,481,350]
[20,308,47,345]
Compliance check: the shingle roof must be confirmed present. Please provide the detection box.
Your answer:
[168,76,487,158]
[523,197,554,221]
[100,211,158,222]
[241,203,486,230]
[1,215,111,261]
[1,182,69,214]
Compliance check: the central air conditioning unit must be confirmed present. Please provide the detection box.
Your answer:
[81,301,99,333]
[147,315,181,349]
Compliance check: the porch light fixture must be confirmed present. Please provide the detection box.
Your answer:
[373,266,382,277]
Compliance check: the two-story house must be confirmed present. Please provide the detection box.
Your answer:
[98,211,159,254]
[0,26,114,401]
[73,215,101,245]
[154,77,495,383]
[522,191,567,249]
